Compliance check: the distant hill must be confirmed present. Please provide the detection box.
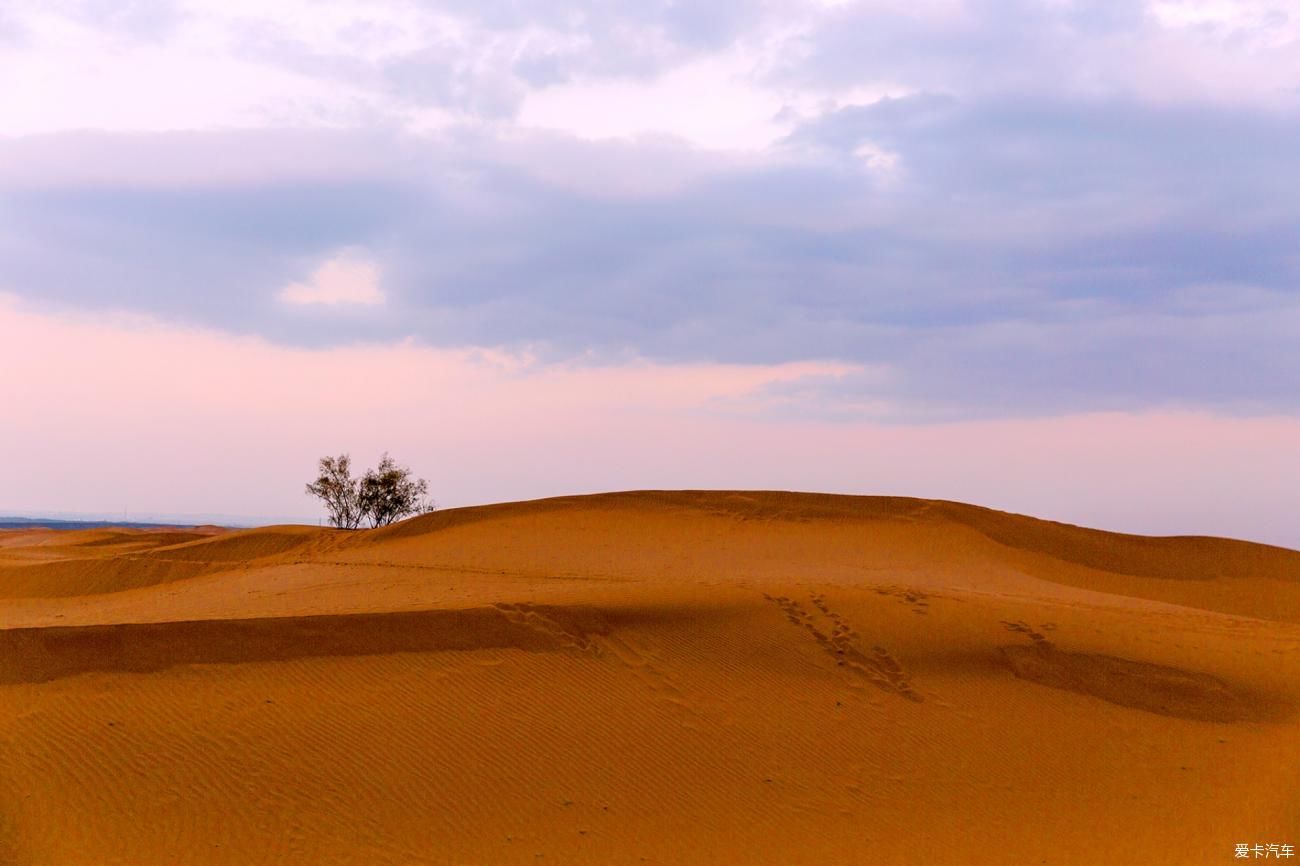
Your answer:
[0,517,202,531]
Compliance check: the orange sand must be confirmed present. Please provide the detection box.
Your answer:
[0,491,1296,865]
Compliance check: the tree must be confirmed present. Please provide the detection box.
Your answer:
[306,453,433,529]
[305,454,365,529]
[358,453,432,528]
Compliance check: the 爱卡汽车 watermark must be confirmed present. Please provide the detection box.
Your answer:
[1236,843,1295,859]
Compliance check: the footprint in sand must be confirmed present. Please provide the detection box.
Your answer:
[1000,619,1053,648]
[873,585,930,615]
[765,593,921,702]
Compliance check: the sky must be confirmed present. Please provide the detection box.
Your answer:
[1,0,1298,544]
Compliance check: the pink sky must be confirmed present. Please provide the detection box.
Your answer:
[3,295,1297,548]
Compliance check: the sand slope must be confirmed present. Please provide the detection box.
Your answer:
[1,491,1297,865]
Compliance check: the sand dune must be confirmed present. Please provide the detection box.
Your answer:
[1,491,1297,865]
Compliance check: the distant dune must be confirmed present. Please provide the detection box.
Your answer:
[1,491,1297,865]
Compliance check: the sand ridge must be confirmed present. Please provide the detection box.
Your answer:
[1,491,1297,865]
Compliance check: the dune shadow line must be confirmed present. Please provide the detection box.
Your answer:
[0,605,614,685]
[999,643,1289,723]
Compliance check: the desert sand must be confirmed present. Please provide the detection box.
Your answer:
[0,491,1296,865]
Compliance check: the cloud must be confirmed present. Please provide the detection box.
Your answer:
[66,0,182,42]
[279,251,386,307]
[0,129,408,190]
[0,0,779,133]
[0,8,26,44]
[516,52,796,151]
[3,90,1300,420]
[772,0,1300,106]
[2,1,1299,422]
[5,0,1297,142]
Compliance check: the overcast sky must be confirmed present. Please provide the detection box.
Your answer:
[2,0,1298,543]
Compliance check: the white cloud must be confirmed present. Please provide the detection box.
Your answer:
[0,5,375,135]
[852,140,901,176]
[1149,0,1287,29]
[279,252,385,306]
[517,51,792,151]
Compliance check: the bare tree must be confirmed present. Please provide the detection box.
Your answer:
[358,453,433,528]
[307,452,433,529]
[305,454,364,529]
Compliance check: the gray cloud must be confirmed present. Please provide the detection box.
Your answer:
[0,10,26,44]
[771,0,1177,98]
[62,0,182,42]
[213,0,773,120]
[769,0,1300,133]
[5,87,1300,422]
[3,1,1299,419]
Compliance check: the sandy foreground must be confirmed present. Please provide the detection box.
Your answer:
[0,490,1297,865]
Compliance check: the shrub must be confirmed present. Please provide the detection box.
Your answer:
[306,453,432,529]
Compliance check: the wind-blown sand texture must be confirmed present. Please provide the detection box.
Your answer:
[1,491,1297,865]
